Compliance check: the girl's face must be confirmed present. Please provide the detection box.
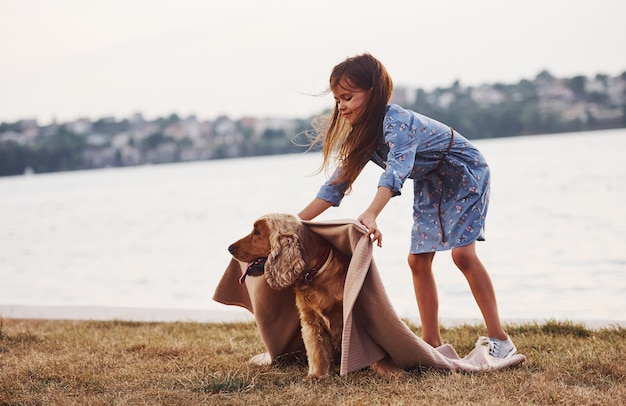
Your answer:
[332,79,370,125]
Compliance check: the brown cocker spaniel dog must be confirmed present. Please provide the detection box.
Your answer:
[228,213,403,379]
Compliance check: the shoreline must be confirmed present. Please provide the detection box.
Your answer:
[1,304,624,329]
[0,304,254,324]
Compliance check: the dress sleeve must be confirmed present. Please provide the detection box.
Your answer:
[377,110,418,197]
[315,166,349,206]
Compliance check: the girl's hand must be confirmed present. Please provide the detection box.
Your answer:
[358,211,383,247]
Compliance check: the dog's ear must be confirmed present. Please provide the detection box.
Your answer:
[264,218,305,289]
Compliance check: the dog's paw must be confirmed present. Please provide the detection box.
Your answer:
[248,352,272,366]
[371,357,408,379]
[306,363,335,380]
[305,372,333,380]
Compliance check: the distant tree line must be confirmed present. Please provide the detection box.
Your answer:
[1,70,625,177]
[406,71,626,138]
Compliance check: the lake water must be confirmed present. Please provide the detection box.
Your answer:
[1,129,625,324]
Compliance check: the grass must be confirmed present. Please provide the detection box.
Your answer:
[0,317,624,405]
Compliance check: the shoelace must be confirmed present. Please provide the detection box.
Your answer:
[477,336,500,358]
[487,340,501,358]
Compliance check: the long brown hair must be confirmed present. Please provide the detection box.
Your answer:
[310,54,393,191]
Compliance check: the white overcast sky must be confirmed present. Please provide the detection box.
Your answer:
[1,0,625,124]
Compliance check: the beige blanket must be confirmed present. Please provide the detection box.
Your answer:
[213,219,525,375]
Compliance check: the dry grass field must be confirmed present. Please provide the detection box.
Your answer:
[1,317,624,405]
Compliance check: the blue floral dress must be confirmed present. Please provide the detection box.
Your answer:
[316,104,490,253]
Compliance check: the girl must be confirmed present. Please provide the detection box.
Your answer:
[298,54,516,359]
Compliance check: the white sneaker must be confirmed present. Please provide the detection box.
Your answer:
[477,336,517,359]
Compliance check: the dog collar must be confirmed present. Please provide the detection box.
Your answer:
[304,246,333,283]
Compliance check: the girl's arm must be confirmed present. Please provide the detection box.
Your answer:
[358,186,393,247]
[298,198,333,221]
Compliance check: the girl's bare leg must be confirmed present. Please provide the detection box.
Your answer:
[408,252,441,347]
[451,243,507,340]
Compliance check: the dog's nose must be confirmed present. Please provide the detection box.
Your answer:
[228,245,235,254]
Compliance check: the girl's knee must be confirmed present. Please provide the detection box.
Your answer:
[451,244,482,272]
[408,253,434,274]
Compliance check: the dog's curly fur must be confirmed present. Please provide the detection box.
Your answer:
[228,213,403,378]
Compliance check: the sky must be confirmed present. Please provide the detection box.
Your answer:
[1,0,625,125]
